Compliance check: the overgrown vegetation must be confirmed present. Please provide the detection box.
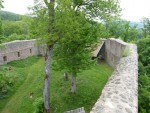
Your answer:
[0,56,113,113]
[137,38,150,113]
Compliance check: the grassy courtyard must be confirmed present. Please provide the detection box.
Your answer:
[0,56,113,113]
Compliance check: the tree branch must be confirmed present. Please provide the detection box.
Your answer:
[44,0,48,7]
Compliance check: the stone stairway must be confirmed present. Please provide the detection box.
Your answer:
[63,107,85,113]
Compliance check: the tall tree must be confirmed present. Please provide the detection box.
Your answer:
[0,19,3,43]
[31,0,60,112]
[31,0,120,112]
[106,19,139,42]
[53,11,100,93]
[53,0,120,93]
[0,0,3,43]
[142,17,150,38]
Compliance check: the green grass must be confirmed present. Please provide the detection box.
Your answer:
[0,56,42,113]
[0,56,113,113]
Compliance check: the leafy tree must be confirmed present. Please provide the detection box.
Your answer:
[53,0,120,93]
[2,18,30,42]
[137,38,150,113]
[30,0,59,112]
[53,12,100,93]
[106,19,139,42]
[0,11,22,21]
[0,0,3,43]
[30,0,120,112]
[0,18,3,43]
[142,18,150,38]
[138,38,150,67]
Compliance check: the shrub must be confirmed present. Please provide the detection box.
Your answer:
[137,37,150,113]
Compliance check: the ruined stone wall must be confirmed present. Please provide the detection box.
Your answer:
[0,39,138,113]
[0,39,43,65]
[104,38,127,67]
[90,38,138,113]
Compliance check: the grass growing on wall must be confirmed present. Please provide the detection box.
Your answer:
[122,46,131,57]
[0,56,113,113]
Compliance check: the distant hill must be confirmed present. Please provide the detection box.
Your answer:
[0,11,22,21]
[130,21,144,28]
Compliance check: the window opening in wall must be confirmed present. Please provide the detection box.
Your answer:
[3,56,7,61]
[18,52,20,57]
[30,49,32,54]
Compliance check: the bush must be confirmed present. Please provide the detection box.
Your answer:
[6,33,30,42]
[137,37,150,113]
[0,71,17,98]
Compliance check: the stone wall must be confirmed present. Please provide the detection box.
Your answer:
[90,38,138,113]
[0,39,43,65]
[0,38,138,113]
[104,38,127,67]
[64,107,85,113]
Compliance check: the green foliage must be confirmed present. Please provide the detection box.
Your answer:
[53,10,100,74]
[0,11,22,21]
[0,57,113,113]
[0,56,42,112]
[0,71,17,98]
[52,0,120,76]
[30,0,121,109]
[3,20,29,37]
[138,38,150,67]
[138,75,150,113]
[6,33,30,42]
[0,57,40,100]
[142,18,150,38]
[137,37,150,113]
[106,19,140,42]
[0,15,31,42]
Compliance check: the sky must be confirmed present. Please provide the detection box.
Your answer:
[2,0,150,22]
[120,0,150,22]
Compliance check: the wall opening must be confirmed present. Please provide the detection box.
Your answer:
[30,49,32,54]
[3,56,7,61]
[18,52,20,57]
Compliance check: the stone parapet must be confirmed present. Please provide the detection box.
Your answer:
[90,38,138,113]
[104,38,127,67]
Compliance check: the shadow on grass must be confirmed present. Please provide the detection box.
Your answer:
[7,56,42,68]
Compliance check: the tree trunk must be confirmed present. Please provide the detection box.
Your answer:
[64,72,69,80]
[43,1,55,112]
[71,74,76,93]
[43,46,53,113]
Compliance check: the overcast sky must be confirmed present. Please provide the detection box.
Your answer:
[2,0,150,22]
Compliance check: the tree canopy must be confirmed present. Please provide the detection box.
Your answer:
[30,0,121,111]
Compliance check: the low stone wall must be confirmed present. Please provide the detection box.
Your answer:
[90,38,138,113]
[0,39,43,65]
